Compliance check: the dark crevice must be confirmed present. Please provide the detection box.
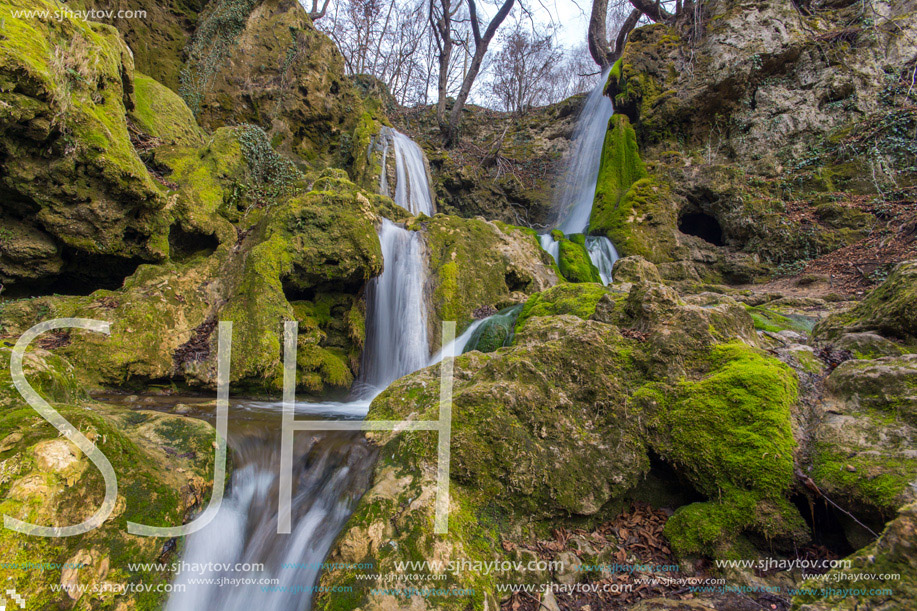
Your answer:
[4,249,146,298]
[282,281,318,302]
[678,211,725,246]
[790,493,858,556]
[626,451,705,511]
[169,224,219,262]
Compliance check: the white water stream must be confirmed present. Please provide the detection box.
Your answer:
[168,131,441,610]
[541,68,620,283]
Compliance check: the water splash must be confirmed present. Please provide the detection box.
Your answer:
[585,236,619,285]
[165,402,375,611]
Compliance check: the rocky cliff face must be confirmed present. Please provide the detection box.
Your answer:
[0,0,915,609]
[599,0,917,287]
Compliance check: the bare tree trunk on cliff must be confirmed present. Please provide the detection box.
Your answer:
[308,0,331,21]
[432,0,516,146]
[588,0,679,69]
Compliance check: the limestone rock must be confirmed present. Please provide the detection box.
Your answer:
[612,256,663,284]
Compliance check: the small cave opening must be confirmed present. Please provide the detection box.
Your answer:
[790,493,876,557]
[626,451,705,512]
[169,225,219,262]
[2,251,145,299]
[678,211,725,246]
[504,268,531,293]
[282,280,319,303]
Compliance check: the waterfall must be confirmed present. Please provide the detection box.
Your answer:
[538,233,560,266]
[379,126,435,217]
[553,68,614,235]
[169,133,440,610]
[461,305,523,354]
[165,402,375,611]
[541,67,620,283]
[357,218,430,396]
[585,236,619,285]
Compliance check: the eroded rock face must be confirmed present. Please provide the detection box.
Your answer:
[809,355,917,530]
[611,0,917,163]
[0,0,171,292]
[421,215,559,349]
[186,0,364,163]
[793,502,917,611]
[593,1,916,282]
[815,261,917,343]
[318,281,807,609]
[0,348,217,609]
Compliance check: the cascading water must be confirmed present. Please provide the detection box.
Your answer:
[585,236,619,285]
[379,126,435,216]
[164,401,375,611]
[168,131,439,610]
[542,67,620,283]
[358,218,430,395]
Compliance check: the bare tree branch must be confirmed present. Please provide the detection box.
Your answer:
[309,0,331,21]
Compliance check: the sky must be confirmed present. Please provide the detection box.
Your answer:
[525,0,593,49]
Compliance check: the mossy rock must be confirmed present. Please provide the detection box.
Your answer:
[514,283,610,332]
[130,73,204,147]
[423,216,557,343]
[186,0,366,165]
[462,305,522,354]
[588,115,680,263]
[0,0,171,289]
[612,256,663,284]
[815,261,917,344]
[0,348,218,609]
[557,234,602,283]
[809,355,917,524]
[634,342,807,556]
[78,0,206,91]
[318,315,650,609]
[791,502,917,611]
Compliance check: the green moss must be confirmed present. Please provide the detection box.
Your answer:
[815,261,917,344]
[515,283,609,332]
[350,111,381,188]
[130,73,204,147]
[0,350,217,610]
[557,234,602,283]
[587,115,680,262]
[636,342,805,556]
[0,1,171,277]
[424,216,550,334]
[463,305,523,354]
[811,444,912,511]
[178,0,259,115]
[591,114,647,223]
[746,305,815,334]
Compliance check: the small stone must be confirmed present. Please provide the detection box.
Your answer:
[34,439,80,472]
[845,464,857,472]
[173,403,192,415]
[540,588,561,611]
[0,432,23,453]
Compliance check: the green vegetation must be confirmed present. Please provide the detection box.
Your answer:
[514,283,609,332]
[557,234,602,283]
[179,0,259,114]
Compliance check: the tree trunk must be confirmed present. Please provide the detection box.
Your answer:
[589,0,642,69]
[442,0,515,145]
